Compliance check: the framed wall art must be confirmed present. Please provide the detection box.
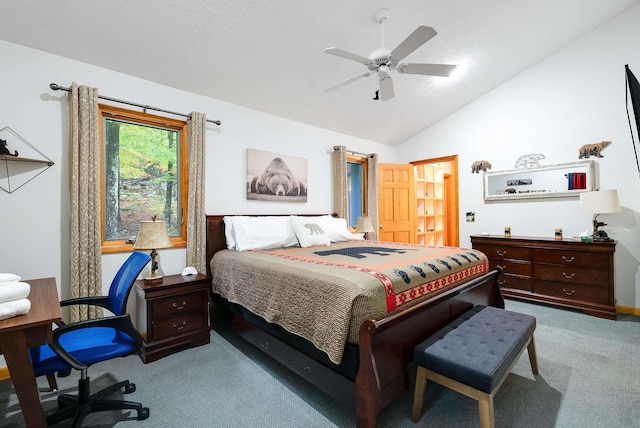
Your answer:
[246,148,308,202]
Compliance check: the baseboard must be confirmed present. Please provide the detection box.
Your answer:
[0,366,9,381]
[617,305,640,316]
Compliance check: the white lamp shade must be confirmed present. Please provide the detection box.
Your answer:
[355,216,375,233]
[133,220,172,249]
[579,190,621,214]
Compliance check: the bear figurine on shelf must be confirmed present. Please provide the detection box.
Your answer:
[0,139,19,157]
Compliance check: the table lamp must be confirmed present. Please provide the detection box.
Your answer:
[133,216,172,283]
[579,190,620,241]
[355,216,375,240]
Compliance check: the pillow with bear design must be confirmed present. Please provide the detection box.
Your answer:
[290,216,331,248]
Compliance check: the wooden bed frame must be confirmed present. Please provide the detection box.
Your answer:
[205,214,504,428]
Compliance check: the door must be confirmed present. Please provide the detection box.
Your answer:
[378,163,415,243]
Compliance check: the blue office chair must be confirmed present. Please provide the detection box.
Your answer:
[29,251,151,427]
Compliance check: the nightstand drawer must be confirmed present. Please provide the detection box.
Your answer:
[151,290,208,319]
[152,311,206,340]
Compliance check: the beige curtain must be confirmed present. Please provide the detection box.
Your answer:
[367,153,379,241]
[331,145,348,219]
[186,112,207,274]
[69,83,103,322]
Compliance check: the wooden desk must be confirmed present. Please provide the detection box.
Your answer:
[0,277,61,427]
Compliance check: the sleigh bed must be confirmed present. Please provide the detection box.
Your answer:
[206,214,503,428]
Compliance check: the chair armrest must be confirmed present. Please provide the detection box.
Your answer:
[50,314,144,371]
[60,296,111,310]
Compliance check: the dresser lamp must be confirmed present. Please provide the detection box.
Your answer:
[355,216,375,240]
[133,216,172,283]
[579,190,620,241]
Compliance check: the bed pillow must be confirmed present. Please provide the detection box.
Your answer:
[223,216,238,249]
[318,215,364,242]
[290,216,331,248]
[225,216,299,251]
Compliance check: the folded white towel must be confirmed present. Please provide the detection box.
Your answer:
[0,273,21,284]
[0,298,31,321]
[0,281,30,304]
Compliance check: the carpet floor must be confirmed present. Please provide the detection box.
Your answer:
[0,299,638,427]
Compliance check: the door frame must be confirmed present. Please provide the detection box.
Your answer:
[410,155,459,246]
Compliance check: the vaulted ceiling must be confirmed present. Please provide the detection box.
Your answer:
[1,0,638,146]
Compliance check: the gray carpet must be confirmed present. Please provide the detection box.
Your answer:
[1,299,638,427]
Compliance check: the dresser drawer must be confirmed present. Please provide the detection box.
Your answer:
[151,290,208,319]
[498,274,531,291]
[474,245,531,261]
[534,280,609,305]
[490,259,532,277]
[534,264,608,287]
[152,311,206,340]
[532,249,608,269]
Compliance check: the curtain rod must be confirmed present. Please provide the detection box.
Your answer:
[49,83,221,126]
[333,146,371,158]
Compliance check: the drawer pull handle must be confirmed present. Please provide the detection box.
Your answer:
[498,280,506,285]
[562,288,576,296]
[172,301,187,310]
[497,264,506,270]
[562,272,575,279]
[173,320,187,330]
[496,250,506,256]
[562,256,575,262]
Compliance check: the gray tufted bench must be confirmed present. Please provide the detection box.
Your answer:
[412,305,538,428]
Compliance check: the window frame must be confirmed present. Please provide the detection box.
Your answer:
[99,104,188,253]
[346,154,369,228]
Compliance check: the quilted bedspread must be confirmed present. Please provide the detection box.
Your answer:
[211,241,488,364]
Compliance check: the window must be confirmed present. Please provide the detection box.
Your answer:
[100,105,188,253]
[346,155,368,228]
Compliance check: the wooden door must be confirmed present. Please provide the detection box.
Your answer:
[378,163,415,243]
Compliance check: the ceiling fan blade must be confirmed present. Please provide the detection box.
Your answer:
[390,26,437,61]
[325,72,372,92]
[398,63,458,77]
[378,74,395,101]
[323,47,371,65]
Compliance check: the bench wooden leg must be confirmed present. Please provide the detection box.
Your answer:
[527,335,539,375]
[46,372,58,391]
[412,366,428,422]
[478,392,495,428]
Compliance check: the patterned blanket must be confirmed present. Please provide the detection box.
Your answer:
[211,241,487,364]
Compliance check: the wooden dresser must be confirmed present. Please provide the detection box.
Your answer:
[471,235,616,319]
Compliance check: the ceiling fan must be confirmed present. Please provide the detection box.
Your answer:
[323,8,458,101]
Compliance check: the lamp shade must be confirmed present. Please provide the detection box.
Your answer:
[355,216,375,233]
[133,219,172,250]
[579,190,621,214]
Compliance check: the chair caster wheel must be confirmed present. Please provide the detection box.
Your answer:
[138,407,150,420]
[125,383,136,394]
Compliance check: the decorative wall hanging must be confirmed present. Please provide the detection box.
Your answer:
[514,153,545,169]
[0,126,54,193]
[246,148,308,202]
[471,160,492,173]
[578,140,611,159]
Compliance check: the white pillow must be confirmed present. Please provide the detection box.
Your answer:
[315,215,363,242]
[290,216,331,248]
[223,216,238,249]
[225,216,299,251]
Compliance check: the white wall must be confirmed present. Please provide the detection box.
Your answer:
[396,5,640,310]
[0,40,395,304]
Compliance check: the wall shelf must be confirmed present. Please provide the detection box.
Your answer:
[0,126,55,193]
[483,160,595,201]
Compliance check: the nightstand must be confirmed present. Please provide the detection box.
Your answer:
[135,273,211,363]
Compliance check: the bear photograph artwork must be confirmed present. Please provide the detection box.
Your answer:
[246,148,308,202]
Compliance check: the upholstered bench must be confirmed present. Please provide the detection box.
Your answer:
[412,305,538,428]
